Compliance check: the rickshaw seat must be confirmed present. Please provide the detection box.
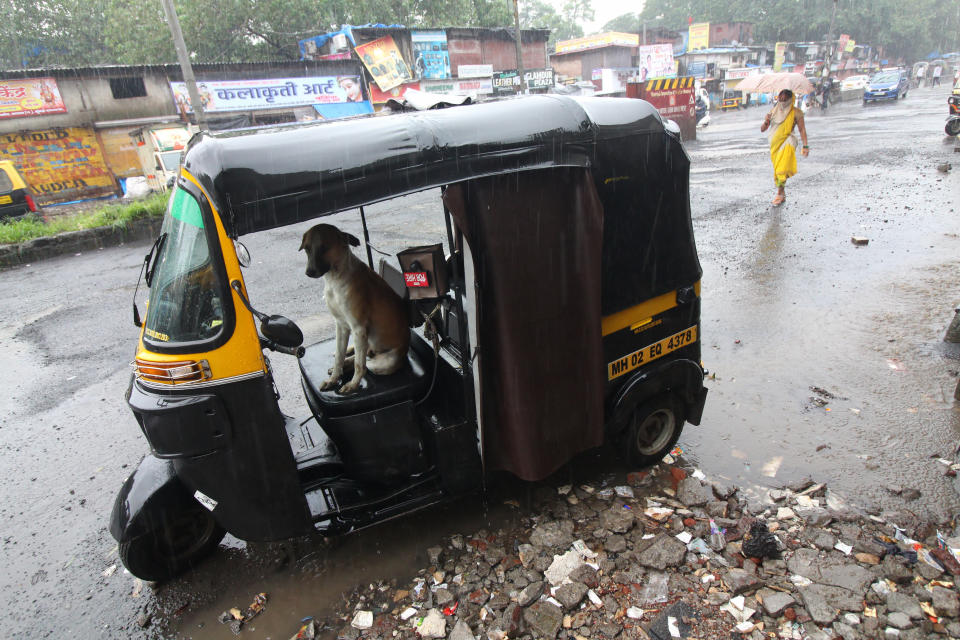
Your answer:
[299,331,433,419]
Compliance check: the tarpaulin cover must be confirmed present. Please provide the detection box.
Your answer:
[443,168,605,481]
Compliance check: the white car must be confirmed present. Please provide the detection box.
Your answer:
[841,75,869,91]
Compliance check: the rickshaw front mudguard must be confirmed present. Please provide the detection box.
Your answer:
[110,453,190,544]
[608,358,708,436]
[124,377,313,541]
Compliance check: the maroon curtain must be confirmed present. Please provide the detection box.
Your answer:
[443,168,605,481]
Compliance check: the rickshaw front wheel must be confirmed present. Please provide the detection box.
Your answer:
[119,499,225,582]
[625,396,685,468]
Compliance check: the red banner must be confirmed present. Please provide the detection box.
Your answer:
[0,78,67,119]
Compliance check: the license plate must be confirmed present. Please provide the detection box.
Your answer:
[0,195,11,204]
[607,325,697,380]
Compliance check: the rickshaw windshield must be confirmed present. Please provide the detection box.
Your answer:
[143,187,224,346]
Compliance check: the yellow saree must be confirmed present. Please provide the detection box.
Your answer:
[768,106,798,187]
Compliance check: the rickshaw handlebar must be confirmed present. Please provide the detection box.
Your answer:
[261,338,305,358]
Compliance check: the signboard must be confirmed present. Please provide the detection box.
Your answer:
[555,32,638,54]
[355,36,413,92]
[774,42,787,72]
[688,23,710,50]
[421,78,493,96]
[633,78,696,140]
[411,31,450,79]
[0,78,67,119]
[525,69,554,89]
[170,76,364,113]
[368,81,421,104]
[638,44,676,81]
[687,61,707,78]
[458,64,493,79]
[150,127,191,152]
[837,34,849,53]
[844,39,856,53]
[493,69,554,94]
[725,67,769,80]
[0,128,117,204]
[493,70,521,94]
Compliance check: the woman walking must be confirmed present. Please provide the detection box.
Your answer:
[760,89,809,206]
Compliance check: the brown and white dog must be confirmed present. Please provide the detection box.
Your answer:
[299,223,410,394]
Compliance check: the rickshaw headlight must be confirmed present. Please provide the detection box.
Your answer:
[134,358,212,384]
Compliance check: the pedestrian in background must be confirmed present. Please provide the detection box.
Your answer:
[932,65,942,87]
[916,65,925,88]
[760,89,809,206]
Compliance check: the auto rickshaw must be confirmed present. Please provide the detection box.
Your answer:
[110,95,709,581]
[719,90,742,111]
[947,78,960,136]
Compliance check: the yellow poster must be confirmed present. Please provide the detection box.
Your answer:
[844,39,856,53]
[688,23,710,51]
[355,36,413,92]
[0,127,117,203]
[774,42,787,72]
[555,32,638,54]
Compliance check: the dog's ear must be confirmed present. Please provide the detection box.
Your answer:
[298,234,307,251]
[343,232,361,247]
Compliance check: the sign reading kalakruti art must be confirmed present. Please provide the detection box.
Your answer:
[170,77,360,113]
[0,78,67,119]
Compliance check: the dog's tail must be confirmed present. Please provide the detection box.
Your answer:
[366,348,407,376]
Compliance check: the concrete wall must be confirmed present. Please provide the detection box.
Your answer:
[551,47,634,82]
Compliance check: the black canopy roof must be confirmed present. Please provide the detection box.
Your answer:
[182,95,671,238]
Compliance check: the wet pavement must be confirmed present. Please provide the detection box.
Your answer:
[0,85,958,638]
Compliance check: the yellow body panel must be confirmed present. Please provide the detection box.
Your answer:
[601,282,700,337]
[135,170,266,382]
[0,161,28,191]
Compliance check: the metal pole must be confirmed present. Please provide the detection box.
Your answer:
[512,0,527,93]
[160,0,207,131]
[824,0,838,81]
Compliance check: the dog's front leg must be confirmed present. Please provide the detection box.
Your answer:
[339,328,367,394]
[320,323,350,390]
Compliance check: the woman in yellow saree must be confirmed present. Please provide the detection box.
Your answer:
[760,89,809,206]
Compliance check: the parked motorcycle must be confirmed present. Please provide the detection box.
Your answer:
[695,97,710,128]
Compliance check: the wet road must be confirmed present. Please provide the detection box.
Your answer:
[0,85,958,638]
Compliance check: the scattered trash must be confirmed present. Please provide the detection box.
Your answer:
[742,521,781,559]
[289,619,316,640]
[667,615,681,637]
[834,541,853,555]
[400,607,418,621]
[626,606,644,619]
[692,469,707,481]
[886,358,907,371]
[675,531,693,544]
[351,610,373,630]
[102,564,117,577]
[442,601,458,616]
[572,539,597,559]
[587,589,603,607]
[557,484,572,495]
[708,518,726,552]
[851,236,869,246]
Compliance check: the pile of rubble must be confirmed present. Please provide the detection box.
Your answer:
[289,461,960,640]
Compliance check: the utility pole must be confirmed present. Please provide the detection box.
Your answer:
[824,0,838,81]
[160,0,207,131]
[512,0,527,94]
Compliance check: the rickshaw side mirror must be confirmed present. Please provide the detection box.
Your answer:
[261,315,304,348]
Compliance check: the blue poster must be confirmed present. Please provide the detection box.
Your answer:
[411,30,451,80]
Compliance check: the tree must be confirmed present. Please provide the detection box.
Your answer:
[603,12,642,34]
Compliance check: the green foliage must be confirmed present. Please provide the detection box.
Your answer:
[639,0,960,61]
[603,13,642,34]
[0,193,169,245]
[0,0,544,67]
[520,0,591,46]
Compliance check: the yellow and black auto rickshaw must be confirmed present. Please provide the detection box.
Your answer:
[110,95,709,581]
[719,90,742,111]
[0,161,38,220]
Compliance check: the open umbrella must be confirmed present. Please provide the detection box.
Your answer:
[735,72,815,96]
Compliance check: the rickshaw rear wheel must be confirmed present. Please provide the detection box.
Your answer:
[947,119,960,137]
[119,499,225,582]
[624,396,685,468]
